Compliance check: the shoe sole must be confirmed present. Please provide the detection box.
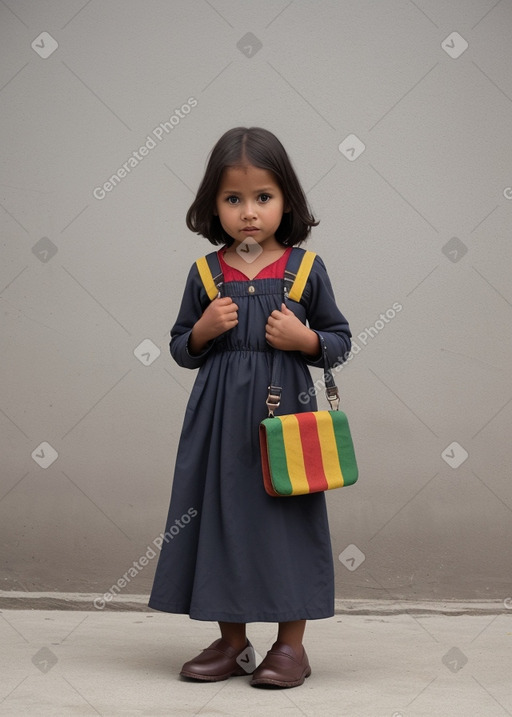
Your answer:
[250,667,312,688]
[180,667,252,682]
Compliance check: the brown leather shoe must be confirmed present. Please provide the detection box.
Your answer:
[250,642,311,688]
[180,638,256,682]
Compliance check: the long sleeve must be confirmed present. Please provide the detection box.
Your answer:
[299,255,352,369]
[169,261,217,369]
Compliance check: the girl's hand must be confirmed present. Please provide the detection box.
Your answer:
[265,303,320,357]
[189,297,238,354]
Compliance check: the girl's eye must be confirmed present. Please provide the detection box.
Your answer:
[226,196,239,205]
[259,194,271,203]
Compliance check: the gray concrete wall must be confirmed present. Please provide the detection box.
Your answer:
[1,0,511,604]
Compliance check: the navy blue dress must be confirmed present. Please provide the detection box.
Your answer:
[148,247,352,622]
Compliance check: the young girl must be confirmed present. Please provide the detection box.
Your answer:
[148,127,352,689]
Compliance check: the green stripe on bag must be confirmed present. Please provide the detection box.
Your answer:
[330,411,358,485]
[265,419,293,495]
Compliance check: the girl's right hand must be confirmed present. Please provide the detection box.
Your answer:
[200,296,239,338]
[189,297,238,354]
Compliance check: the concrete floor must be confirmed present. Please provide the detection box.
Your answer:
[0,608,511,716]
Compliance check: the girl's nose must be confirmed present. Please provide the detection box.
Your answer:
[241,202,257,219]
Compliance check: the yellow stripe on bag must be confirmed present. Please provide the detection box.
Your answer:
[196,256,219,301]
[288,251,317,302]
[280,415,310,494]
[316,414,345,488]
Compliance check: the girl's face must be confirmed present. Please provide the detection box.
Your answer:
[215,164,287,249]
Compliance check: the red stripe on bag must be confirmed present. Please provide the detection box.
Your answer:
[295,413,329,492]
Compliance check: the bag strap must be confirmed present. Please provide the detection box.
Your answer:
[284,247,316,302]
[266,338,340,417]
[196,253,224,300]
[266,249,340,417]
[284,248,317,302]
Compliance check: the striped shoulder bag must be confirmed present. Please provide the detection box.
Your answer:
[259,253,358,497]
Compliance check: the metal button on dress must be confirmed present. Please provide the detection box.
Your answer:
[248,285,255,294]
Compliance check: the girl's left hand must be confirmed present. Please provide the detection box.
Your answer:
[265,303,320,356]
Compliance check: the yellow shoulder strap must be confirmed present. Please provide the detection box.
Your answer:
[197,250,316,303]
[196,256,219,301]
[287,251,317,302]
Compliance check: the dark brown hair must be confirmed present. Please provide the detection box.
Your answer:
[186,127,319,246]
